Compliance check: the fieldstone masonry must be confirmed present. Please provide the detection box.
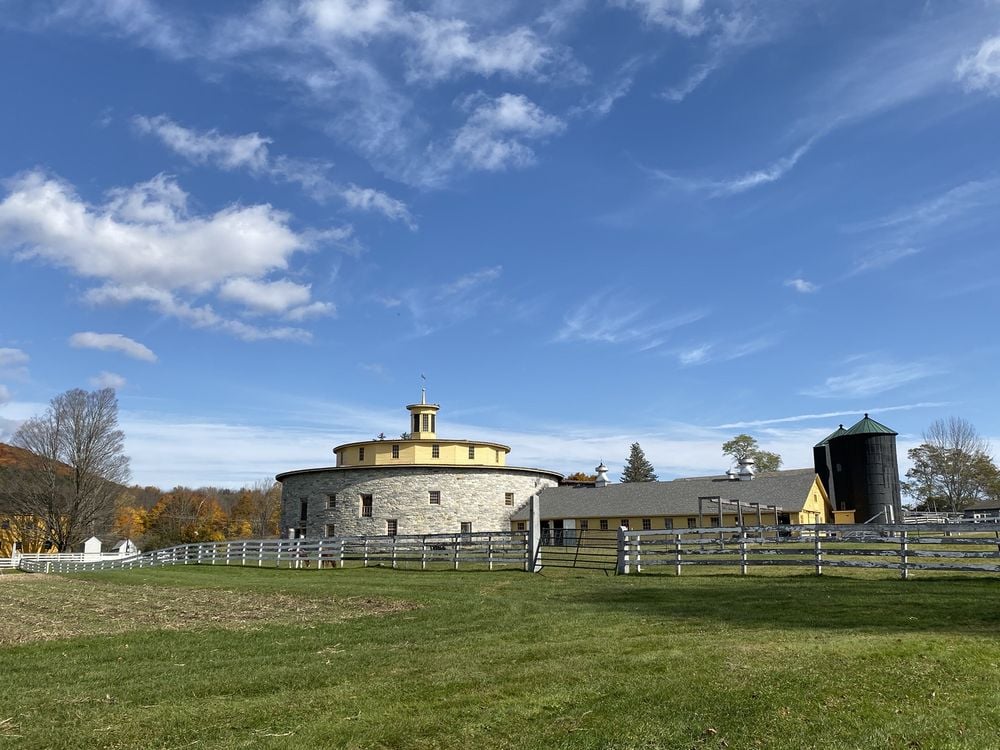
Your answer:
[280,466,559,537]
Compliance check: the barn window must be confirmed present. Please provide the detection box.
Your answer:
[360,494,373,517]
[599,519,608,531]
[391,444,400,459]
[504,492,514,506]
[642,518,651,530]
[429,490,441,505]
[432,444,440,458]
[387,519,398,537]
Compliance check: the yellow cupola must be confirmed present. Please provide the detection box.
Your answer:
[406,387,439,439]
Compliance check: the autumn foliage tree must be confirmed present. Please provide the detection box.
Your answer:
[142,488,227,548]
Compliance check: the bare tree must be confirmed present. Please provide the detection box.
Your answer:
[904,417,999,512]
[5,388,130,550]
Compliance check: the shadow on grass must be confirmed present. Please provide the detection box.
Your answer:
[575,573,1000,635]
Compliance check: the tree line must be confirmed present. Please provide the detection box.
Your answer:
[0,387,281,552]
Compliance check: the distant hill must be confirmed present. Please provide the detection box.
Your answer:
[0,442,44,469]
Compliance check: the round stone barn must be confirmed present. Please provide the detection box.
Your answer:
[277,394,562,538]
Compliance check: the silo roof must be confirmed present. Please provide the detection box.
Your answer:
[814,425,847,447]
[843,414,897,436]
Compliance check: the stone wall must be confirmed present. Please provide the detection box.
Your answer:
[279,466,558,537]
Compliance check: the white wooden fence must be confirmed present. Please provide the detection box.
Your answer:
[617,523,1000,579]
[12,531,530,574]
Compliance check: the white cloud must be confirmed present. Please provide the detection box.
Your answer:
[0,348,29,370]
[957,34,1000,94]
[405,18,552,81]
[802,360,941,399]
[341,184,415,228]
[0,170,333,341]
[678,344,711,365]
[614,0,707,36]
[89,371,127,389]
[442,93,565,176]
[133,114,272,171]
[0,384,9,406]
[785,278,818,293]
[219,277,316,315]
[69,332,158,362]
[675,335,778,366]
[134,115,415,225]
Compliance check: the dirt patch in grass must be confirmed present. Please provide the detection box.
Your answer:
[0,576,416,645]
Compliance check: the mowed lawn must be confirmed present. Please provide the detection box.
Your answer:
[2,566,1000,750]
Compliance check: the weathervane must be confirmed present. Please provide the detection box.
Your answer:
[420,373,427,404]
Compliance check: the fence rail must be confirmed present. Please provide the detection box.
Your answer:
[618,523,1000,578]
[12,531,528,575]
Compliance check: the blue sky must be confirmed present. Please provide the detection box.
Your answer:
[2,0,1000,488]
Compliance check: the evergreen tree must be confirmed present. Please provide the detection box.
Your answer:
[621,442,657,482]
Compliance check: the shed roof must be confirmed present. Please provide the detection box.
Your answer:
[842,414,897,437]
[510,468,820,521]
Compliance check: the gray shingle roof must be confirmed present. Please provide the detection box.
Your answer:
[510,468,819,521]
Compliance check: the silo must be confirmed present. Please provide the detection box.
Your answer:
[828,415,902,523]
[813,425,847,504]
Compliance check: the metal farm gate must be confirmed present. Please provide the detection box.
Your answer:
[536,525,618,572]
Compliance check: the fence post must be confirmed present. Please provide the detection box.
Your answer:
[421,536,428,570]
[634,533,642,574]
[363,538,369,568]
[453,534,459,570]
[527,494,542,573]
[391,536,398,569]
[900,529,909,580]
[740,531,748,576]
[617,526,630,575]
[814,532,823,576]
[675,534,682,576]
[339,539,345,569]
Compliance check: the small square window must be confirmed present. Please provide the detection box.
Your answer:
[504,492,514,506]
[710,517,720,528]
[326,494,336,509]
[391,444,400,459]
[432,444,440,458]
[620,519,630,530]
[664,518,673,530]
[361,494,373,517]
[460,521,472,534]
[325,523,336,537]
[359,446,365,461]
[516,521,526,531]
[642,518,651,530]
[579,520,589,531]
[468,445,475,460]
[429,490,441,505]
[599,519,609,531]
[687,517,697,528]
[387,519,398,537]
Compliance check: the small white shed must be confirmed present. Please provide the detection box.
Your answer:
[82,536,102,560]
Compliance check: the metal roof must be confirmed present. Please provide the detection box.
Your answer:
[510,468,820,521]
[814,425,847,447]
[842,414,898,437]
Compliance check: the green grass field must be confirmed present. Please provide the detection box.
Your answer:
[2,566,999,749]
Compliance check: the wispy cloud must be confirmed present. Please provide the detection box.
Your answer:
[652,137,817,196]
[784,278,818,293]
[842,179,1000,277]
[69,332,157,362]
[89,371,126,389]
[714,402,950,430]
[957,34,1000,94]
[675,335,778,366]
[0,347,29,371]
[386,266,506,337]
[802,359,942,399]
[133,115,415,227]
[555,292,707,349]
